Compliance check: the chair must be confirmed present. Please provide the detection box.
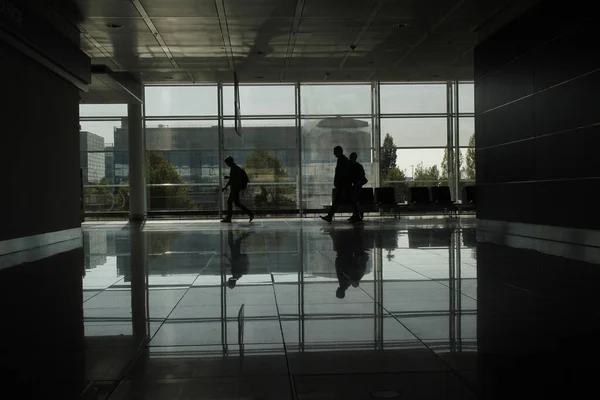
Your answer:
[431,186,453,205]
[409,187,431,204]
[463,185,476,204]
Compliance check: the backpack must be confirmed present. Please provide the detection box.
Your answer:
[240,168,250,190]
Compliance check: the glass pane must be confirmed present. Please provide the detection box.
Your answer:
[80,104,127,117]
[458,83,474,113]
[223,119,296,149]
[223,120,299,211]
[83,184,130,212]
[145,86,218,116]
[223,85,295,116]
[301,84,371,115]
[380,84,447,114]
[301,117,373,209]
[146,151,220,212]
[459,117,474,147]
[381,117,447,147]
[381,148,445,203]
[80,120,126,146]
[460,147,476,182]
[144,120,219,150]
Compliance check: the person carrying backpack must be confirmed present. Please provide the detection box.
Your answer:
[222,156,254,223]
[348,152,367,223]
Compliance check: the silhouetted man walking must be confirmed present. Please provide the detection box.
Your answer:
[222,156,254,223]
[321,146,360,223]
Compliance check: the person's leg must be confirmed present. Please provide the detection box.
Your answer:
[224,191,234,220]
[329,187,345,217]
[353,185,363,220]
[233,190,254,221]
[349,185,361,220]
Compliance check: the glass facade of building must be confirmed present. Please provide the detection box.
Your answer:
[79,82,474,214]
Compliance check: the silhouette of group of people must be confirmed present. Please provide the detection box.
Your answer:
[221,145,367,224]
[321,145,368,224]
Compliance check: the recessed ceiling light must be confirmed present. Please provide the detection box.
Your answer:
[106,23,123,29]
[257,51,265,55]
[393,23,408,28]
[254,76,264,79]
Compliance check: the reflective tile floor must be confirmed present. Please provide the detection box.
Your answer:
[2,217,600,399]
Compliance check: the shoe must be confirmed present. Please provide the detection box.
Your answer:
[249,212,254,223]
[221,218,232,223]
[320,215,332,223]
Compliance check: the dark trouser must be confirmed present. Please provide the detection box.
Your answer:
[328,186,360,217]
[227,189,252,218]
[352,184,364,216]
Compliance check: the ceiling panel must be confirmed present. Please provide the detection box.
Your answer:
[224,0,297,18]
[139,0,218,17]
[226,17,292,31]
[294,33,357,46]
[378,0,458,19]
[160,32,225,47]
[297,18,364,35]
[151,17,221,33]
[79,17,149,35]
[75,0,139,18]
[302,0,377,18]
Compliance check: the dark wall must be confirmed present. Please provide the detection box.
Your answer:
[0,41,81,241]
[474,0,600,229]
[476,242,600,398]
[0,248,85,397]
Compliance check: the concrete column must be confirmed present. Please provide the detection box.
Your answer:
[130,223,148,344]
[128,103,147,221]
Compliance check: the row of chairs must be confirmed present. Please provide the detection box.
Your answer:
[327,185,476,217]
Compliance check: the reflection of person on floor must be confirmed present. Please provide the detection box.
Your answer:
[226,230,251,289]
[329,227,368,299]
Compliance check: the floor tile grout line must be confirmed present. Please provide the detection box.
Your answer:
[390,259,479,303]
[271,273,299,400]
[82,276,126,304]
[356,284,478,396]
[146,254,216,343]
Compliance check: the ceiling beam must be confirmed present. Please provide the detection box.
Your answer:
[214,0,235,71]
[130,0,179,69]
[394,0,466,67]
[280,0,306,82]
[338,0,387,69]
[78,24,123,71]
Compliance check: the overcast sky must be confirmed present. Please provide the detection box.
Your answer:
[80,83,474,176]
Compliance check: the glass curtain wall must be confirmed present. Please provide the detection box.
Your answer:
[379,83,449,203]
[456,82,476,199]
[300,84,374,210]
[80,82,474,216]
[222,84,298,213]
[144,86,220,213]
[79,104,130,214]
